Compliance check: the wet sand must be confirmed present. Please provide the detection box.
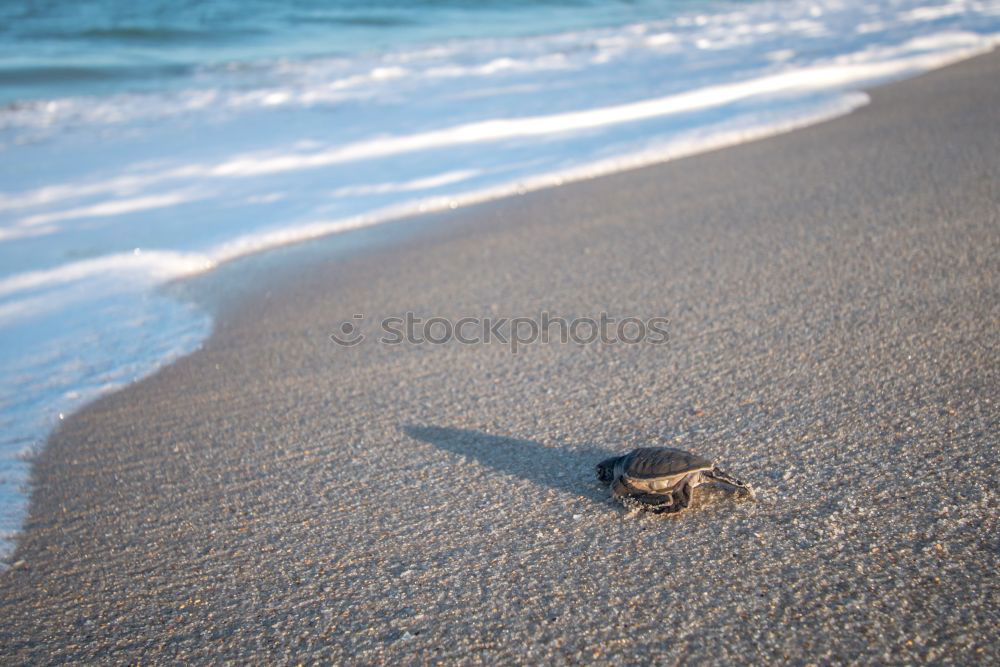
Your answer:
[1,52,998,663]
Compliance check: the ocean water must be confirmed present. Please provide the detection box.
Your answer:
[1,0,999,558]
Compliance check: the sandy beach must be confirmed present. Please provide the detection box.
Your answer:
[2,51,998,663]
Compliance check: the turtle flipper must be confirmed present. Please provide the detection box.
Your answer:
[648,483,692,514]
[675,481,692,508]
[621,489,688,514]
[703,467,756,499]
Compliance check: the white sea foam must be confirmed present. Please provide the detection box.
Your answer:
[0,0,998,559]
[11,192,205,230]
[6,31,995,217]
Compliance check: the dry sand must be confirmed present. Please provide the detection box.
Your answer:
[1,53,998,663]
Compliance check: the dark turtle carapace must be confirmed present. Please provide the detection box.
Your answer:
[596,447,755,514]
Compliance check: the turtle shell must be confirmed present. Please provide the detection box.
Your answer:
[621,447,713,480]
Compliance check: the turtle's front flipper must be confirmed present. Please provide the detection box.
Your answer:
[675,481,692,508]
[622,490,686,514]
[703,467,756,500]
[647,483,692,514]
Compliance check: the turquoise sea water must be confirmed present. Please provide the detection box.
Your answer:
[0,0,999,560]
[0,0,709,105]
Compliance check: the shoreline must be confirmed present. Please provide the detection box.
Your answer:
[2,52,998,662]
[1,29,998,558]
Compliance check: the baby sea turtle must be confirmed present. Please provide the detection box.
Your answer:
[596,447,755,514]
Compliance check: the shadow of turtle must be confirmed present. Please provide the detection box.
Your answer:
[402,425,614,502]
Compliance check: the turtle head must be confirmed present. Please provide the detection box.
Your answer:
[595,456,621,485]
